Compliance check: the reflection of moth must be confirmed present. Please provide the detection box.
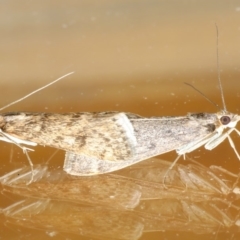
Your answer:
[3,198,240,239]
[2,158,240,239]
[1,158,240,206]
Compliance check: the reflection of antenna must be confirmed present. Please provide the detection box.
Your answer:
[0,72,75,112]
[215,23,227,112]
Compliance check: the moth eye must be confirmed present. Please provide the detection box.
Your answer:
[220,116,231,125]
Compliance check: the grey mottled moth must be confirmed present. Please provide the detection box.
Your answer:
[63,109,240,175]
[0,37,239,179]
[0,89,239,177]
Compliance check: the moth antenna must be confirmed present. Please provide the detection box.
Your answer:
[0,71,75,112]
[185,25,226,113]
[215,23,227,112]
[184,82,221,111]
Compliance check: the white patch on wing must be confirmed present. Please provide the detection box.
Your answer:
[63,136,76,145]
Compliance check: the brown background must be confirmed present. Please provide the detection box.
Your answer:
[0,0,240,239]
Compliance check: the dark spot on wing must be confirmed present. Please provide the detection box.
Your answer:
[191,113,205,119]
[205,124,216,132]
[72,113,82,118]
[75,136,87,147]
[104,137,110,142]
[56,136,64,141]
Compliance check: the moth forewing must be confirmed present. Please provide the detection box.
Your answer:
[63,113,221,176]
[0,112,138,161]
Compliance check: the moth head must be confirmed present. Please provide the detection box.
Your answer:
[218,111,240,128]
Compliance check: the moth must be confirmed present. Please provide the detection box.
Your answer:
[1,33,240,179]
[0,106,239,177]
[0,75,240,177]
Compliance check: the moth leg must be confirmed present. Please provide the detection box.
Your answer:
[177,131,219,155]
[231,128,240,158]
[233,128,240,136]
[0,129,35,184]
[230,128,240,160]
[162,154,182,189]
[227,135,240,160]
[167,132,219,189]
[0,129,37,146]
[205,127,240,160]
[205,128,234,150]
